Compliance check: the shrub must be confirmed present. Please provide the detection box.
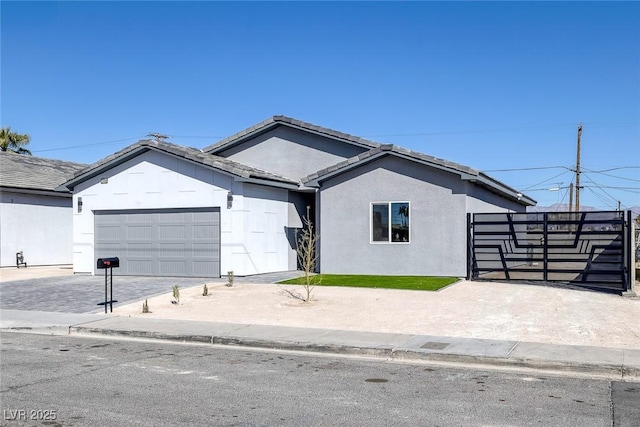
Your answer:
[172,285,180,304]
[227,271,234,287]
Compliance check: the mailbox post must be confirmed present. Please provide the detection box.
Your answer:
[96,257,119,313]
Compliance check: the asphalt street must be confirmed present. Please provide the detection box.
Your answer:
[2,332,639,427]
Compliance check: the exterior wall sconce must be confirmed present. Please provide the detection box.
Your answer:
[227,191,233,209]
[77,197,83,213]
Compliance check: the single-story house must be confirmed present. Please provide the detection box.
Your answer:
[0,152,87,267]
[59,116,536,277]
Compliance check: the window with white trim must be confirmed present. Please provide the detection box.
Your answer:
[371,202,410,243]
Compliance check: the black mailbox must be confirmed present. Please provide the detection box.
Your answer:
[97,257,119,313]
[97,257,120,269]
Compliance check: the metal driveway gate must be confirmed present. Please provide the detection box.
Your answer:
[468,210,632,292]
[94,208,220,278]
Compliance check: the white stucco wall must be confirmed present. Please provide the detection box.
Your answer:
[72,150,292,276]
[0,191,73,267]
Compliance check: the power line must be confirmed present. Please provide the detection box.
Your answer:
[483,166,570,172]
[32,136,145,153]
[584,166,640,172]
[580,168,640,183]
[170,135,226,139]
[360,121,638,139]
[521,170,573,191]
[581,173,623,206]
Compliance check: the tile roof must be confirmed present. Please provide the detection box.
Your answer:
[203,115,381,153]
[303,144,478,182]
[0,151,87,193]
[62,139,299,190]
[303,144,536,206]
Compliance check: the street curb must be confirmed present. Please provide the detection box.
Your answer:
[391,349,636,378]
[69,326,394,358]
[69,326,639,379]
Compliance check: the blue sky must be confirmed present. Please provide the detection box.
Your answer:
[2,1,639,210]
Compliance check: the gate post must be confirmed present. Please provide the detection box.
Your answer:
[626,210,634,292]
[543,213,548,281]
[467,213,472,280]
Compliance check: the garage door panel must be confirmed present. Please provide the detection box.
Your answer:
[127,213,155,223]
[159,212,186,222]
[127,259,154,275]
[96,225,122,238]
[128,243,153,255]
[193,243,218,258]
[193,225,217,239]
[160,261,186,276]
[127,225,153,239]
[159,243,185,257]
[95,208,220,277]
[193,260,217,276]
[158,224,186,239]
[193,211,219,222]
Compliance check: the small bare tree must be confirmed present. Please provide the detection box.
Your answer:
[295,207,319,303]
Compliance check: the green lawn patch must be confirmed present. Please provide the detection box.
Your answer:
[278,274,458,291]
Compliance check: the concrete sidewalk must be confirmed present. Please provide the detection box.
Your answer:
[1,309,638,379]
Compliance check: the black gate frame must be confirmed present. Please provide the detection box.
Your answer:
[467,210,632,292]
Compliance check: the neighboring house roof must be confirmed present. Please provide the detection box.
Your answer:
[303,144,537,206]
[203,115,381,154]
[0,151,87,196]
[58,139,300,192]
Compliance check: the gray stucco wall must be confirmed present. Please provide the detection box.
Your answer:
[216,127,369,181]
[318,156,471,277]
[465,183,526,213]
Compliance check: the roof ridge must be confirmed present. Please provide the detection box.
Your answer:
[203,115,381,153]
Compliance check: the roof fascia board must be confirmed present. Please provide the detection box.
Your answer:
[234,176,300,190]
[1,186,72,198]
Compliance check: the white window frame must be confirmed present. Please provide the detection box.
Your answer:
[370,201,411,244]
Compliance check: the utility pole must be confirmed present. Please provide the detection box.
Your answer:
[574,124,582,212]
[569,182,574,212]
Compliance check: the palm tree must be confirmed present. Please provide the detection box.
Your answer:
[398,204,409,227]
[0,127,32,155]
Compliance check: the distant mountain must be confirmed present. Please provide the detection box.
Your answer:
[528,204,640,218]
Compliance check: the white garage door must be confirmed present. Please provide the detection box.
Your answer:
[94,208,220,277]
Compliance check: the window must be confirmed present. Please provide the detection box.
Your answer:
[371,202,410,243]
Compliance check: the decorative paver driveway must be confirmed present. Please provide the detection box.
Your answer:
[0,275,219,313]
[0,271,301,314]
